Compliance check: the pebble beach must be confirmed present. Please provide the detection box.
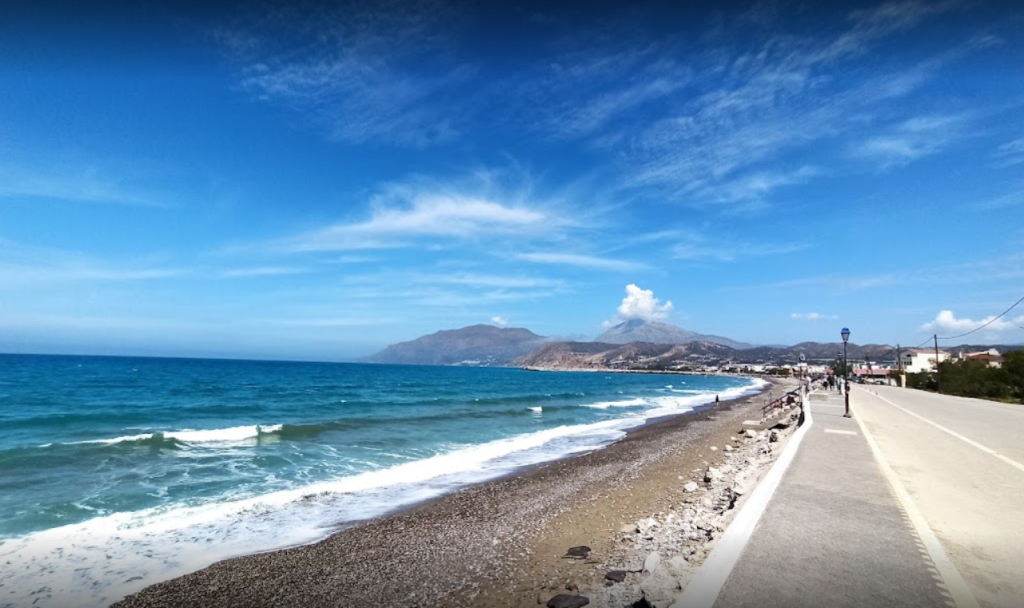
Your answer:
[113,376,801,608]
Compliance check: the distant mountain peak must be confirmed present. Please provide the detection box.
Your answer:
[596,319,751,350]
[362,325,547,366]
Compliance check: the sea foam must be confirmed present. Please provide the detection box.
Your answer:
[0,416,637,608]
[580,397,648,409]
[68,424,284,446]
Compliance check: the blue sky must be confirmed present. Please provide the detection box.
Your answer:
[1,0,1022,361]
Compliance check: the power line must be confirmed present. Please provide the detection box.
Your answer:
[935,293,1024,341]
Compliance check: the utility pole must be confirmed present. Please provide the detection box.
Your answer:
[934,334,941,393]
[896,343,903,387]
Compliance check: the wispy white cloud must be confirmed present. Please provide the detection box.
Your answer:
[993,137,1024,168]
[256,316,396,328]
[914,252,1024,283]
[791,312,839,321]
[0,163,168,207]
[739,273,900,293]
[0,312,202,332]
[216,0,471,147]
[611,4,984,207]
[0,239,184,286]
[411,272,563,289]
[220,266,311,278]
[696,166,819,206]
[262,168,586,254]
[491,316,508,326]
[215,0,992,217]
[671,232,807,262]
[820,0,967,62]
[974,191,1024,210]
[510,37,690,141]
[754,253,1024,296]
[282,194,553,252]
[331,271,568,310]
[851,114,973,168]
[514,252,646,272]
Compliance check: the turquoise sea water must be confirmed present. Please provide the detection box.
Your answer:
[0,354,765,608]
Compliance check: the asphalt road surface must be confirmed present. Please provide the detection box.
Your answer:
[852,385,1024,608]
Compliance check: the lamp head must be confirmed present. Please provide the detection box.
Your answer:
[841,327,850,343]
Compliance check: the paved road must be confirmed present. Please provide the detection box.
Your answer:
[851,385,1024,608]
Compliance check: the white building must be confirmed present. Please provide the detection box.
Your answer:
[960,349,1003,368]
[901,348,950,373]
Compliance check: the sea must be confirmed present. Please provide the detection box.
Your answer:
[0,354,767,608]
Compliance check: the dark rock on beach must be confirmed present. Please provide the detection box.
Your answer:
[546,594,590,608]
[565,546,591,559]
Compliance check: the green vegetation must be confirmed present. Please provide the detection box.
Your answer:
[906,350,1024,403]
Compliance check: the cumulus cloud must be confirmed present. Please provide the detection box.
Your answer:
[491,316,508,326]
[615,284,673,322]
[791,312,839,321]
[920,309,1024,336]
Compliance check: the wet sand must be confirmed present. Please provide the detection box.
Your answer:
[113,376,799,608]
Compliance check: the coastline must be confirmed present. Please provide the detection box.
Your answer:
[113,375,796,608]
[521,366,762,377]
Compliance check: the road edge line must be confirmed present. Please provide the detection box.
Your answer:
[873,391,1024,473]
[669,391,815,608]
[852,407,981,608]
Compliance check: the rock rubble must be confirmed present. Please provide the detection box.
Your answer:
[538,400,802,608]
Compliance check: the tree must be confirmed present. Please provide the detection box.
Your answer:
[1003,350,1024,402]
[908,353,1024,404]
[936,359,1010,400]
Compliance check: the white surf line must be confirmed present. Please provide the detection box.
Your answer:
[852,410,981,608]
[872,392,1024,474]
[670,390,816,608]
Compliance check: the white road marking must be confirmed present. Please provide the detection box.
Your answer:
[824,429,857,435]
[671,395,814,608]
[872,393,1024,474]
[853,411,980,608]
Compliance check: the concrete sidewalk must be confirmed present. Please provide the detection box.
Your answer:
[707,390,954,608]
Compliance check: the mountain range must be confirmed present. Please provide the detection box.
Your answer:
[362,321,1021,369]
[362,320,773,367]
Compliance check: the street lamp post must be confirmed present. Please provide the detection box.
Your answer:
[841,327,851,418]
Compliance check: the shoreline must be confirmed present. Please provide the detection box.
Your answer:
[520,365,773,378]
[113,375,796,608]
